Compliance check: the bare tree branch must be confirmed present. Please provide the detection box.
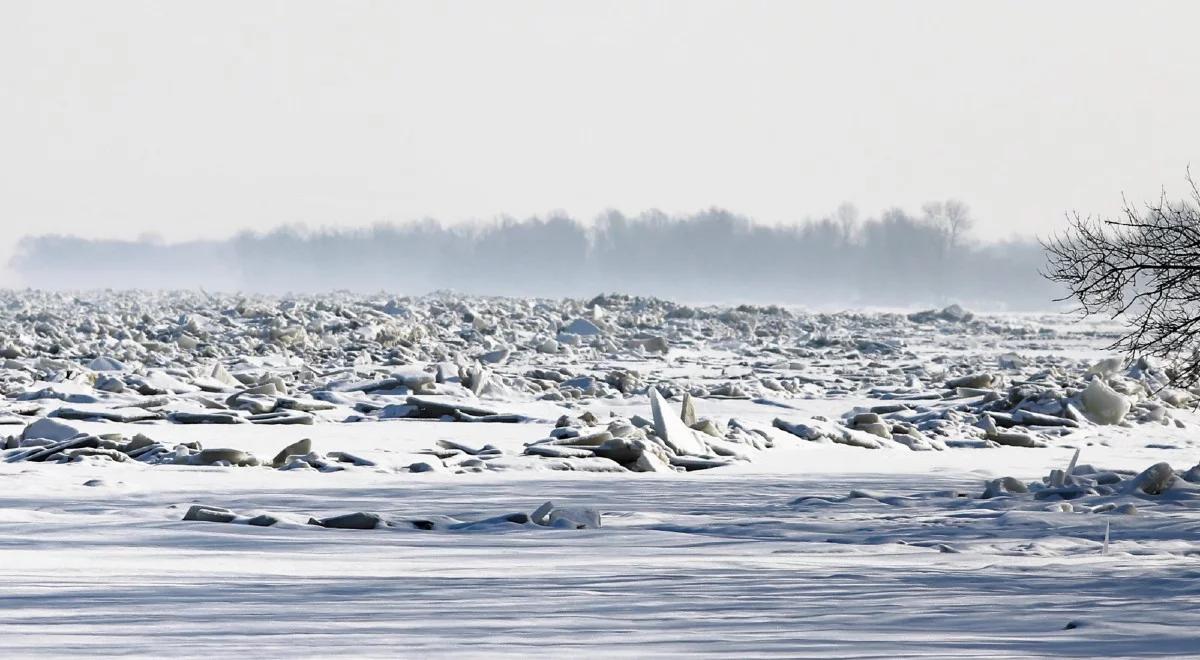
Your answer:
[1042,172,1200,386]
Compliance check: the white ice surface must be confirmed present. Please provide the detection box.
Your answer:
[2,396,1199,658]
[1,301,1197,658]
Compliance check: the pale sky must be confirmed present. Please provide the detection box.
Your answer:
[3,0,1199,277]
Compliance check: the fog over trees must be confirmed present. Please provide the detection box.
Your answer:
[12,204,1059,309]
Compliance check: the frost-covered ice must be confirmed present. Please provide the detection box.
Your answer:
[1,290,1199,657]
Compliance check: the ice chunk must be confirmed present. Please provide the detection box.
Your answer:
[87,356,126,372]
[182,505,237,523]
[560,318,602,336]
[649,388,707,456]
[1081,377,1131,425]
[1127,462,1175,496]
[22,418,84,442]
[271,438,313,467]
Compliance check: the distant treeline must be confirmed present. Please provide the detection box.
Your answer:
[10,206,1062,309]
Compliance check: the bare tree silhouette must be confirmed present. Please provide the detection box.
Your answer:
[923,200,973,252]
[1044,173,1200,385]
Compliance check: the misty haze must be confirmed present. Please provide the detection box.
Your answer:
[13,205,1056,308]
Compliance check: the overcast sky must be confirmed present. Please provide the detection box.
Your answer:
[3,0,1199,278]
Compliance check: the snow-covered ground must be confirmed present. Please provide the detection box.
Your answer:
[1,291,1197,657]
